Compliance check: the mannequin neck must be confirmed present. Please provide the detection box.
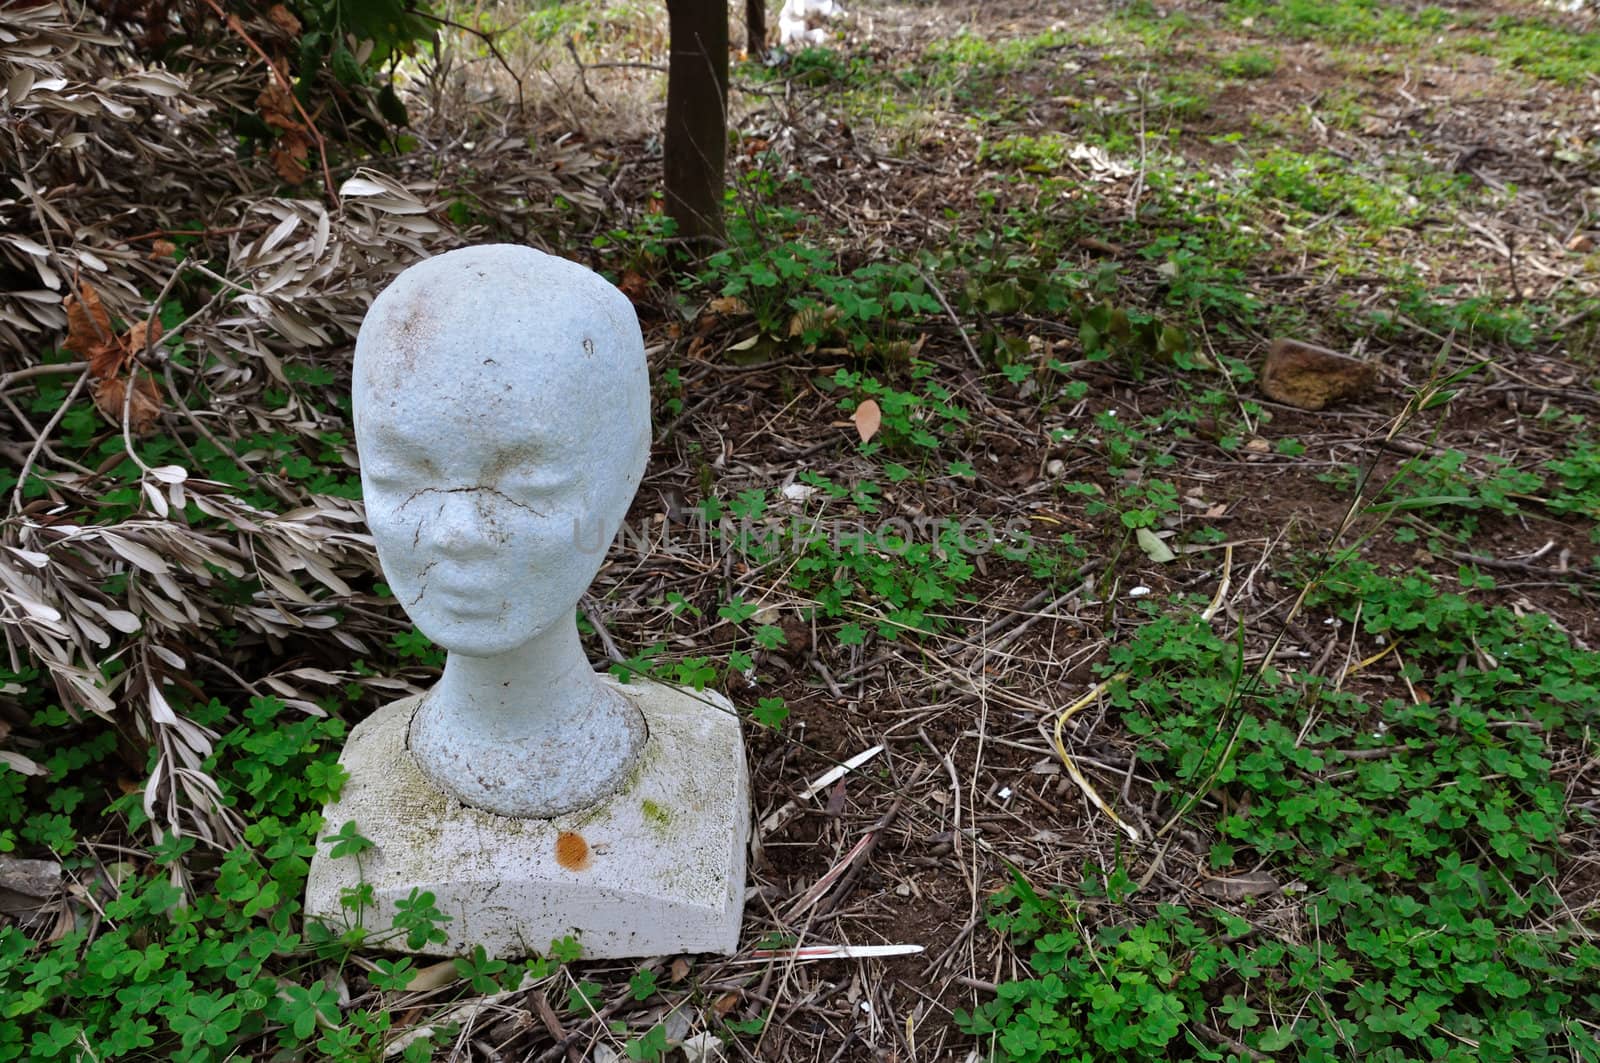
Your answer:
[428,617,603,737]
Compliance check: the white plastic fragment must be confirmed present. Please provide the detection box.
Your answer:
[782,482,817,502]
[737,943,925,963]
[778,0,843,46]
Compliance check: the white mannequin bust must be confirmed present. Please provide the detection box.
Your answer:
[351,244,651,818]
[309,244,748,958]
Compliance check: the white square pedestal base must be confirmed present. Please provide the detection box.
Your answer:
[303,676,749,960]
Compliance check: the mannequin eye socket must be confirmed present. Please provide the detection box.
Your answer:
[498,472,572,495]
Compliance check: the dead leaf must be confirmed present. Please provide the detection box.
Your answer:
[708,296,749,316]
[63,279,114,362]
[617,270,650,303]
[1077,235,1125,256]
[1135,527,1176,563]
[0,751,46,776]
[271,135,310,186]
[257,69,311,186]
[788,304,839,339]
[92,374,162,434]
[256,69,303,134]
[1197,871,1280,901]
[265,3,301,35]
[125,316,163,357]
[853,399,882,443]
[404,959,461,993]
[87,343,124,381]
[825,777,847,817]
[43,905,75,944]
[149,239,177,260]
[669,957,690,983]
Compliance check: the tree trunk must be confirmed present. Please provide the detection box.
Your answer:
[746,0,767,58]
[664,0,729,244]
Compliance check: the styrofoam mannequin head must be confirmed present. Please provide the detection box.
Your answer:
[352,245,650,658]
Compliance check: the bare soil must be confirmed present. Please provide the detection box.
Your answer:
[511,1,1600,1058]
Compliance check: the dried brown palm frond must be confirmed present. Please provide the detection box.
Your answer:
[0,3,616,844]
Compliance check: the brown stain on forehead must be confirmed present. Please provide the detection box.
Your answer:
[366,277,447,390]
[387,299,434,379]
[555,831,592,871]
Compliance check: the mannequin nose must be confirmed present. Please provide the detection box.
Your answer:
[430,491,494,557]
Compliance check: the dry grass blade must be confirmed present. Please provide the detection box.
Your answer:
[1050,671,1138,842]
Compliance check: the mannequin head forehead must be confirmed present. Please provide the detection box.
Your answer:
[353,245,647,437]
[352,245,650,657]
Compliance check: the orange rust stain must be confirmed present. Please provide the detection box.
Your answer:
[555,831,592,871]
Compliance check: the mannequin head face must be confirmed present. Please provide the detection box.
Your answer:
[352,246,650,658]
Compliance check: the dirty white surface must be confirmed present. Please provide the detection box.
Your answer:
[305,675,750,959]
[778,0,844,46]
[351,243,652,817]
[322,244,752,958]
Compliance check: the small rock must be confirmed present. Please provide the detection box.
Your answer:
[0,857,60,901]
[1567,233,1595,253]
[1260,338,1377,411]
[0,857,61,919]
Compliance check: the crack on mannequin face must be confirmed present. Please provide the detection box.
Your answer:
[351,259,652,658]
[394,488,551,610]
[350,245,654,818]
[399,486,550,518]
[360,416,610,658]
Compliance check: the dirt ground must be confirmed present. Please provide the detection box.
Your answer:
[437,1,1598,1059]
[5,0,1596,1059]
